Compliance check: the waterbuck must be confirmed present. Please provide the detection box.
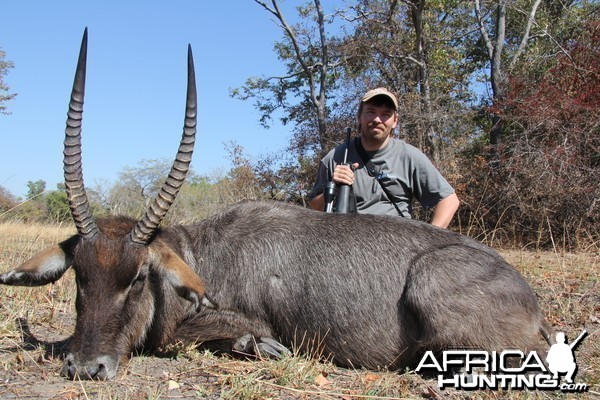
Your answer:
[1,30,551,380]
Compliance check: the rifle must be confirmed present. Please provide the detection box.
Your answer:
[569,330,588,349]
[333,127,353,214]
[322,181,336,213]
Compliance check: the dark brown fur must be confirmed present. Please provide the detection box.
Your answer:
[2,201,551,379]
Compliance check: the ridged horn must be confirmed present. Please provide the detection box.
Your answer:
[130,45,197,245]
[63,28,99,239]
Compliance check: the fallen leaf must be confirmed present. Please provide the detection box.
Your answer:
[314,373,331,387]
[364,372,379,383]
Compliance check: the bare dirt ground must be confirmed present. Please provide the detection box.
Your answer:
[0,222,597,399]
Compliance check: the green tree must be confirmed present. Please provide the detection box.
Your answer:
[340,0,478,163]
[26,179,46,199]
[12,180,48,222]
[235,0,482,203]
[169,176,223,223]
[0,185,18,215]
[234,0,346,157]
[0,48,16,115]
[45,189,71,223]
[472,0,543,165]
[231,0,598,244]
[107,159,174,217]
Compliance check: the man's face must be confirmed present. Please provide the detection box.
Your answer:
[358,101,398,144]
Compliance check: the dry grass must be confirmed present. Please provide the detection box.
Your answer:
[0,221,597,399]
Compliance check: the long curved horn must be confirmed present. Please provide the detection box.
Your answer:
[64,28,99,239]
[130,45,197,244]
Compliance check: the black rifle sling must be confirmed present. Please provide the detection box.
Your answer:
[354,138,405,217]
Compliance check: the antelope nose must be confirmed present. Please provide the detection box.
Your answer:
[61,354,112,380]
[83,363,107,380]
[62,354,77,379]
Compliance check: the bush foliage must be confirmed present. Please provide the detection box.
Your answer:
[1,3,597,251]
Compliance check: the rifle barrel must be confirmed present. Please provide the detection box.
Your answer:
[569,329,588,349]
[342,127,351,164]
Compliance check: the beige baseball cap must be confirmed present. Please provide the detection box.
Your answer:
[361,87,398,110]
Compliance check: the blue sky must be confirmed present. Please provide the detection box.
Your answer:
[1,1,337,198]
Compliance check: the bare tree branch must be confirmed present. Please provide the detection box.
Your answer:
[253,0,332,153]
[255,0,326,108]
[373,45,424,68]
[474,0,494,60]
[510,0,543,70]
[315,0,327,106]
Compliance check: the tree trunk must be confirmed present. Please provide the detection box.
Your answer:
[474,0,541,168]
[409,0,439,163]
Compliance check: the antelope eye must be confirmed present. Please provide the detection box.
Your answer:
[132,270,147,287]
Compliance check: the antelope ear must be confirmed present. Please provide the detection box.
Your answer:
[0,236,77,286]
[148,240,217,311]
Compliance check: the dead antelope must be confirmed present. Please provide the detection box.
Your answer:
[0,29,551,380]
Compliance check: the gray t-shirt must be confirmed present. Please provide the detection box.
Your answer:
[310,138,455,217]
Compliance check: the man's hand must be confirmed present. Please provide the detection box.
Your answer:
[309,163,359,211]
[332,163,359,186]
